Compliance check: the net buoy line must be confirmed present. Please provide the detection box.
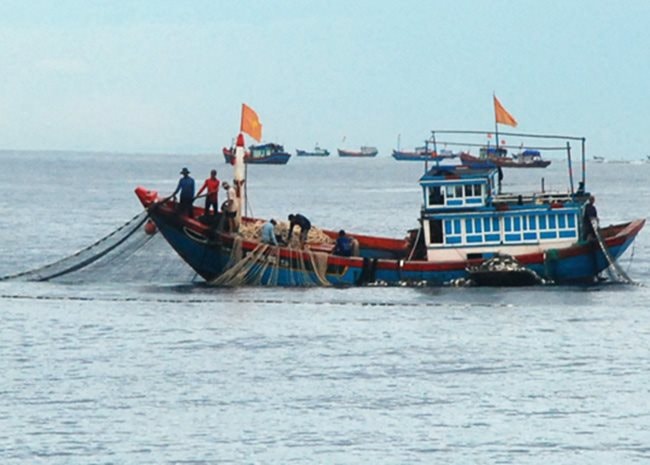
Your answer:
[0,211,151,282]
[0,293,512,309]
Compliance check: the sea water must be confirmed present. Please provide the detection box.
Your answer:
[1,150,649,464]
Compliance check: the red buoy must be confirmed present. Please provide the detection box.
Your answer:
[144,220,157,235]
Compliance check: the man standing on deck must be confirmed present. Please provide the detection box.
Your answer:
[222,181,239,233]
[196,169,220,215]
[171,167,195,218]
[583,195,598,241]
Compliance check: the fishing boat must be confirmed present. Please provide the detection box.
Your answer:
[337,146,378,157]
[593,156,605,163]
[392,147,457,161]
[223,142,291,164]
[136,130,644,287]
[296,145,330,157]
[460,146,551,168]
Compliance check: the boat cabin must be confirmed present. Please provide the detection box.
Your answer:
[479,146,507,159]
[515,149,543,162]
[250,143,285,157]
[418,165,584,261]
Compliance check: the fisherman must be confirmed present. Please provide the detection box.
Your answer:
[171,167,195,218]
[261,219,278,246]
[497,166,503,193]
[583,195,598,241]
[195,169,220,215]
[222,181,239,233]
[333,229,353,256]
[287,213,311,248]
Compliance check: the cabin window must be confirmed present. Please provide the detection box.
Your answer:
[568,215,576,228]
[474,218,483,233]
[455,186,463,198]
[442,219,463,245]
[464,185,472,197]
[558,214,566,228]
[428,186,444,205]
[446,186,456,197]
[465,219,473,234]
[529,216,537,230]
[539,216,547,230]
[549,214,557,229]
[429,219,443,244]
[504,217,512,232]
[513,217,521,231]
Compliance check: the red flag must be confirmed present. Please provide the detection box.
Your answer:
[493,95,518,127]
[240,103,262,141]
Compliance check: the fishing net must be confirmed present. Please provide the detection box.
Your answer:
[209,238,331,287]
[0,211,193,284]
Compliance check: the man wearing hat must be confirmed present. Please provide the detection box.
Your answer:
[171,167,195,218]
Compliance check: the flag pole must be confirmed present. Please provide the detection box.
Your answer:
[493,93,499,150]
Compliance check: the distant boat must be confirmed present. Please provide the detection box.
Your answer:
[223,143,291,165]
[392,147,457,161]
[337,146,378,157]
[296,145,330,157]
[593,156,605,163]
[461,146,550,168]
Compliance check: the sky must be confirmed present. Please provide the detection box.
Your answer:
[1,0,649,159]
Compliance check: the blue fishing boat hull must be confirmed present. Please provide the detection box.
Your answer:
[136,188,644,286]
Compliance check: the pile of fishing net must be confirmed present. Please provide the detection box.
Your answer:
[238,220,335,248]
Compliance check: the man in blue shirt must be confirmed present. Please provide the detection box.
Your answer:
[261,219,278,246]
[172,167,195,218]
[333,229,353,256]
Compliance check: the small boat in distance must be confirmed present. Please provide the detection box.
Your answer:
[592,156,605,163]
[337,146,378,157]
[296,144,330,157]
[223,142,291,165]
[392,146,457,161]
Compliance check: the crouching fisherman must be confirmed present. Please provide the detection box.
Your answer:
[261,219,279,246]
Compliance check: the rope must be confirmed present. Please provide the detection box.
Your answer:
[591,218,633,284]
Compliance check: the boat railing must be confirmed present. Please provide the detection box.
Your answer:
[493,191,583,207]
[429,129,587,195]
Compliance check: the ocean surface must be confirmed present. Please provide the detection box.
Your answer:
[1,149,649,465]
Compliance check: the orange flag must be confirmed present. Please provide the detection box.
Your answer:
[240,103,262,141]
[493,95,518,127]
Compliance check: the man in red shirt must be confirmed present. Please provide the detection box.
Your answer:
[196,169,220,215]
